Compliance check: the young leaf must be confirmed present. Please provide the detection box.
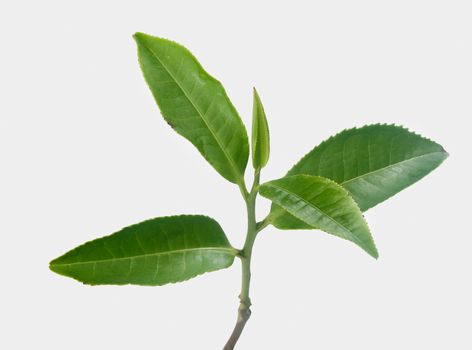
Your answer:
[134,33,249,184]
[49,215,237,286]
[270,124,448,229]
[251,88,270,169]
[260,175,378,258]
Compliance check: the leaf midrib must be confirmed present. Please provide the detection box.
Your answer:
[51,247,236,267]
[141,43,244,184]
[340,151,446,185]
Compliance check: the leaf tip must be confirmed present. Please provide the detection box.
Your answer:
[49,256,58,269]
[252,87,262,105]
[133,32,160,46]
[48,257,64,277]
[370,249,379,260]
[442,148,450,158]
[132,32,145,42]
[360,242,379,259]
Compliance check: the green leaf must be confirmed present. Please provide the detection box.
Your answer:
[49,215,237,286]
[251,88,270,169]
[134,33,249,184]
[270,124,448,229]
[260,175,378,258]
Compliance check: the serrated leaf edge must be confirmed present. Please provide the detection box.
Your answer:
[287,123,448,177]
[262,175,379,258]
[134,33,249,185]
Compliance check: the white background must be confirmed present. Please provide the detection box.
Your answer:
[1,1,471,349]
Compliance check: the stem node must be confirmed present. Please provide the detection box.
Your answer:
[224,172,261,349]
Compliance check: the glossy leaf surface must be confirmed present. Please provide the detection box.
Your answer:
[260,175,378,257]
[251,88,270,169]
[270,124,448,229]
[134,33,249,184]
[50,215,237,286]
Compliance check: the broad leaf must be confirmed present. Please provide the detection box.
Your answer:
[270,124,448,229]
[49,215,237,286]
[134,33,249,184]
[251,88,270,169]
[260,175,378,258]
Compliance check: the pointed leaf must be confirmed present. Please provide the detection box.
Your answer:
[260,175,378,258]
[251,88,270,169]
[50,215,237,286]
[270,124,448,229]
[134,33,249,184]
